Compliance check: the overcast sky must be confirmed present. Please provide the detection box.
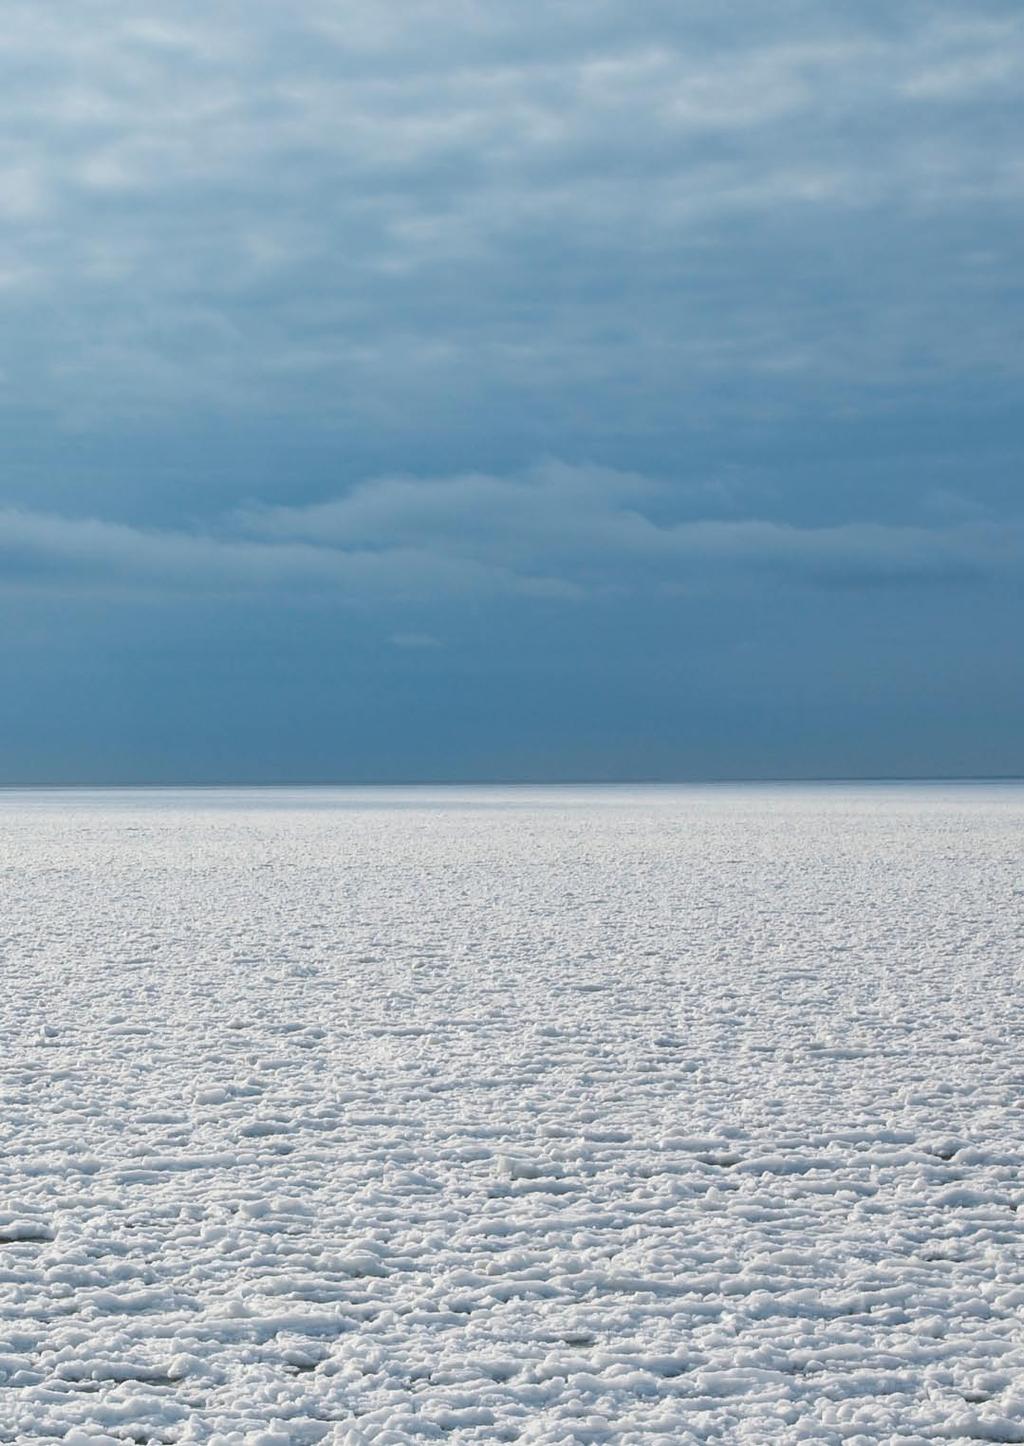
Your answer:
[1,1,1021,781]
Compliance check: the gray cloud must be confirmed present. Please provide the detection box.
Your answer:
[242,462,1022,588]
[391,632,443,650]
[0,505,532,599]
[1,464,1016,600]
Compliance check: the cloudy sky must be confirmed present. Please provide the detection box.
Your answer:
[1,0,1021,781]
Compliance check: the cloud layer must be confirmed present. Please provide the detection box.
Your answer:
[0,1,1020,446]
[0,3,1021,778]
[2,463,1016,600]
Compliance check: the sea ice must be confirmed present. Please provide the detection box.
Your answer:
[0,782,1021,1442]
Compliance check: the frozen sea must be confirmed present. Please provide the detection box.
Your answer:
[1,783,1023,1445]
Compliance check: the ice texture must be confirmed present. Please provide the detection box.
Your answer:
[0,783,1022,1443]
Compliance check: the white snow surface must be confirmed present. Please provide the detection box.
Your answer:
[1,782,1023,1445]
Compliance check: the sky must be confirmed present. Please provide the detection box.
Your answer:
[1,0,1022,782]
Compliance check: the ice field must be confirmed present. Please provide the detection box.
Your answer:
[1,783,1023,1445]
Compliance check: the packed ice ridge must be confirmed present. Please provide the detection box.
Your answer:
[1,783,1022,1443]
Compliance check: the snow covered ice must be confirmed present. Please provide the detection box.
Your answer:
[1,783,1023,1445]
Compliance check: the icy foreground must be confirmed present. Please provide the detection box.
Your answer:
[1,785,1023,1445]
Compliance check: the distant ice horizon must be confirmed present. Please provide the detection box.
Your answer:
[4,777,1024,817]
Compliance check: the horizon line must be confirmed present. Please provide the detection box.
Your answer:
[2,774,1024,790]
